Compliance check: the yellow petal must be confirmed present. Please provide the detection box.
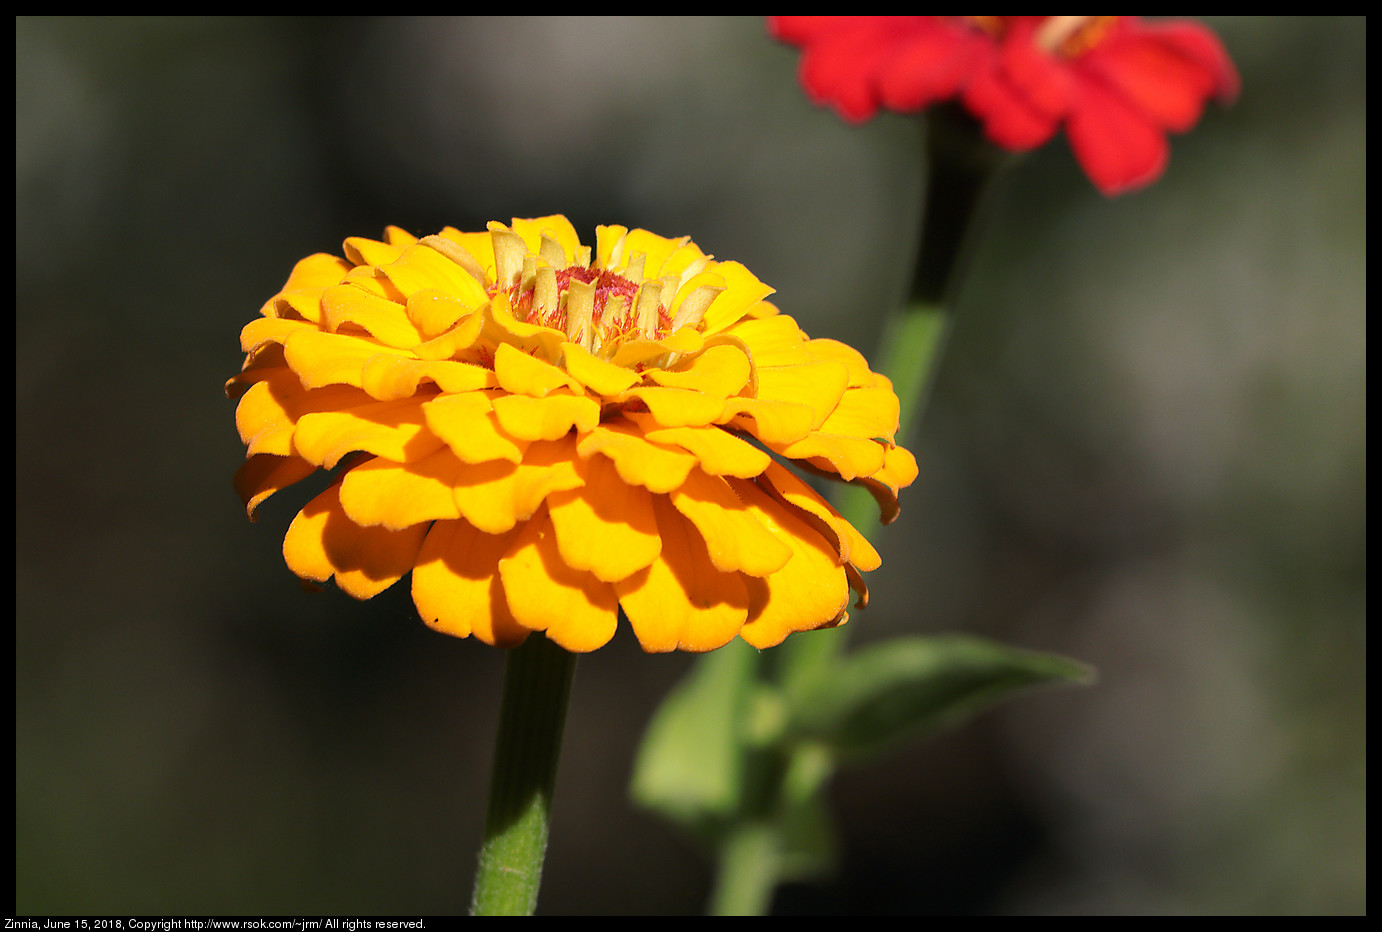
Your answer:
[450,435,584,534]
[240,316,317,354]
[634,420,771,478]
[497,507,619,652]
[817,386,901,442]
[412,519,529,647]
[338,448,465,529]
[726,477,850,649]
[293,397,443,468]
[546,453,661,583]
[848,444,919,526]
[614,496,748,653]
[645,343,751,397]
[698,260,775,335]
[343,236,407,268]
[493,341,579,397]
[717,396,816,445]
[259,253,350,320]
[620,386,725,428]
[754,360,850,429]
[801,337,876,388]
[594,224,629,270]
[282,330,400,391]
[434,229,497,282]
[320,283,423,348]
[360,354,496,401]
[561,341,640,396]
[576,421,696,494]
[423,392,526,465]
[379,241,490,303]
[233,453,316,521]
[491,388,601,441]
[383,226,419,247]
[725,314,808,365]
[777,433,887,481]
[406,290,483,341]
[755,460,880,571]
[413,308,486,361]
[620,229,691,279]
[235,370,364,457]
[509,215,582,260]
[283,481,427,600]
[668,467,792,577]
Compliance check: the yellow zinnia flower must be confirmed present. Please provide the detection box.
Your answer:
[226,216,917,653]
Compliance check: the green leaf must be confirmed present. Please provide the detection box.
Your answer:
[629,638,759,839]
[787,634,1094,761]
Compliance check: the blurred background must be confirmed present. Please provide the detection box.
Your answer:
[16,16,1364,916]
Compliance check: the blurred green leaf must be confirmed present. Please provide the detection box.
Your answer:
[788,635,1094,761]
[773,743,839,881]
[629,638,759,838]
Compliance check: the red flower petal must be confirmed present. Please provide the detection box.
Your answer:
[1066,79,1170,195]
[876,20,991,112]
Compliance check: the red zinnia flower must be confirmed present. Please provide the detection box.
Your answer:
[770,15,1239,195]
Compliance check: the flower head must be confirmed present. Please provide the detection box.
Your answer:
[770,15,1239,195]
[227,217,917,653]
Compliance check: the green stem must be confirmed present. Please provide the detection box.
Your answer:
[707,820,780,916]
[470,634,579,916]
[779,107,1012,686]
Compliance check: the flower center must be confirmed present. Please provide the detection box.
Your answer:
[1033,15,1117,57]
[965,15,1118,59]
[506,264,674,354]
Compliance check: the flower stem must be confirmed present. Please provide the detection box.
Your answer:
[470,634,578,916]
[707,819,780,916]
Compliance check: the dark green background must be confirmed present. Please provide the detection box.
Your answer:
[16,16,1365,915]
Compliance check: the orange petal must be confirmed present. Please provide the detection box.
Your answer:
[497,507,619,652]
[493,341,579,397]
[619,386,726,428]
[293,397,443,468]
[360,354,496,401]
[645,343,751,397]
[724,313,808,365]
[338,448,465,530]
[343,236,406,268]
[817,386,901,442]
[283,480,427,600]
[378,242,490,304]
[233,453,317,521]
[423,392,526,465]
[546,453,661,582]
[614,496,748,653]
[754,360,850,429]
[575,421,697,494]
[634,420,772,478]
[561,341,640,396]
[756,460,880,572]
[406,291,483,341]
[320,284,423,348]
[777,433,887,481]
[726,477,850,649]
[240,316,317,354]
[282,330,399,391]
[491,388,601,442]
[450,436,584,534]
[698,260,775,334]
[235,371,369,458]
[717,396,816,445]
[668,468,792,577]
[509,215,583,260]
[802,337,877,388]
[412,519,528,647]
